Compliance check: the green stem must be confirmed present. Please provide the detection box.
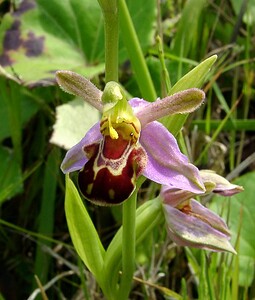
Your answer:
[156,35,172,96]
[98,0,119,82]
[119,0,157,101]
[117,189,137,299]
[102,195,162,299]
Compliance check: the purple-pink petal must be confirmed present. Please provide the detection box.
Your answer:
[132,89,205,127]
[163,201,236,253]
[61,122,102,173]
[199,170,244,196]
[188,199,230,235]
[61,98,143,174]
[160,186,194,207]
[129,97,148,111]
[60,98,206,196]
[140,121,205,193]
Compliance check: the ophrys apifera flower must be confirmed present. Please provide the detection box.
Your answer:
[57,71,206,205]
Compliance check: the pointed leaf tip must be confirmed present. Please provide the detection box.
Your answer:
[170,55,218,93]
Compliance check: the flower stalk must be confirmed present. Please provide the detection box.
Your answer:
[98,0,119,82]
[98,1,138,298]
[118,187,137,300]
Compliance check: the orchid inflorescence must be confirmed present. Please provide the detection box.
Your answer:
[57,70,243,253]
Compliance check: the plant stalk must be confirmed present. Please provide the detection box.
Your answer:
[117,189,137,299]
[98,0,119,82]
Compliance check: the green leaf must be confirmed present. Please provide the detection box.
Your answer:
[170,55,217,93]
[34,147,60,286]
[0,0,156,87]
[65,174,105,280]
[0,79,22,164]
[211,172,255,287]
[191,119,255,131]
[119,0,157,101]
[0,89,39,142]
[0,147,23,204]
[0,0,104,86]
[119,0,156,60]
[50,98,100,150]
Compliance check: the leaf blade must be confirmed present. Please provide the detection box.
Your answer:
[65,174,105,280]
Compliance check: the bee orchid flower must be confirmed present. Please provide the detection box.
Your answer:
[57,71,206,205]
[161,171,243,253]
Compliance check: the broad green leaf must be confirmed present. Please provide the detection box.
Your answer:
[0,0,104,86]
[50,98,100,150]
[211,172,255,286]
[65,175,105,280]
[0,147,23,204]
[0,0,156,87]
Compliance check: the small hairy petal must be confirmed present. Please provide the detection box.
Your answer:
[200,170,244,196]
[135,88,205,127]
[61,122,102,173]
[140,121,205,193]
[163,203,236,253]
[161,170,244,206]
[56,71,103,112]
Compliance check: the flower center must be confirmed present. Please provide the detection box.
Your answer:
[100,82,141,143]
[78,81,147,205]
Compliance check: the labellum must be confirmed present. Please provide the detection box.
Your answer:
[78,82,147,205]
